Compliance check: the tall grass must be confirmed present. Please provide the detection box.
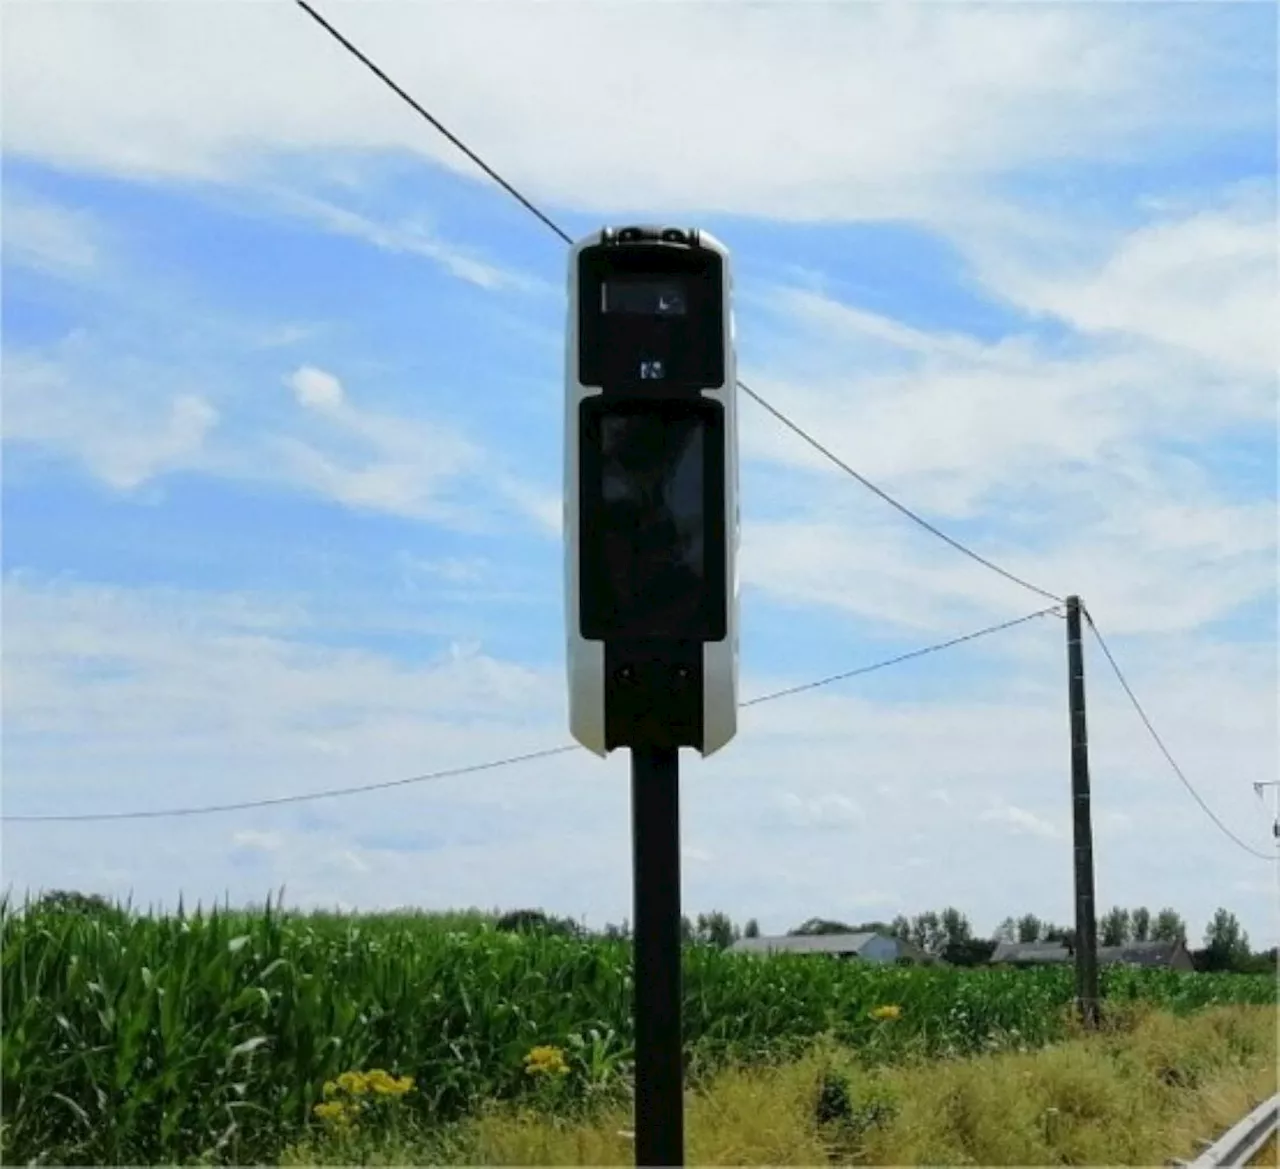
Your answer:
[455,1005,1277,1166]
[2,897,1273,1165]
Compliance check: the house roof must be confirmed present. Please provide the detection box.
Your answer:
[729,932,884,956]
[990,939,1188,967]
[1099,941,1186,967]
[990,941,1071,964]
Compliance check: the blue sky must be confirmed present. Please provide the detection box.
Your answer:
[2,2,1277,947]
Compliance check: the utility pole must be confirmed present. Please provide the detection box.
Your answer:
[631,746,684,1168]
[1065,596,1100,1027]
[1252,782,1280,842]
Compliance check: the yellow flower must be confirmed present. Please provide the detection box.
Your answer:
[321,1079,339,1099]
[525,1044,569,1076]
[336,1070,368,1095]
[870,1004,902,1021]
[367,1068,415,1096]
[313,1100,355,1125]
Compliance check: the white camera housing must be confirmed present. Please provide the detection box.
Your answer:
[564,226,739,757]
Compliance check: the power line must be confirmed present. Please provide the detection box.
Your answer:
[737,383,1062,604]
[1082,605,1275,863]
[0,746,580,825]
[291,0,1062,608]
[742,605,1060,707]
[294,1,572,246]
[3,607,1054,823]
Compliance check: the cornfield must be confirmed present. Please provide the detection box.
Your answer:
[2,898,1273,1165]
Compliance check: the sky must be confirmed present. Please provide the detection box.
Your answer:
[2,1,1277,949]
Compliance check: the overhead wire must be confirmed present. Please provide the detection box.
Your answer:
[291,0,1063,608]
[1082,604,1276,863]
[3,606,1056,823]
[741,604,1060,706]
[736,384,1063,604]
[294,0,573,246]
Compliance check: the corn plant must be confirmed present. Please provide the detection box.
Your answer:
[3,897,1273,1165]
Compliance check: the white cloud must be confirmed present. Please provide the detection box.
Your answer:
[272,191,545,293]
[254,323,322,350]
[232,830,283,853]
[330,849,370,876]
[491,475,563,537]
[397,554,489,587]
[287,365,344,412]
[978,802,1065,841]
[967,183,1278,380]
[4,336,550,530]
[778,792,864,830]
[748,202,1274,503]
[4,346,219,491]
[2,188,102,275]
[1099,811,1134,837]
[267,362,528,526]
[737,186,1276,636]
[1,4,1261,220]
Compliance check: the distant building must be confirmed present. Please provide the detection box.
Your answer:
[1101,940,1196,971]
[989,939,1194,971]
[728,932,935,964]
[989,941,1073,966]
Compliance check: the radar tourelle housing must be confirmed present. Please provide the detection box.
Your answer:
[564,226,739,756]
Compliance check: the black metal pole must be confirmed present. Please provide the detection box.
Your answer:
[1065,596,1100,1027]
[630,745,684,1167]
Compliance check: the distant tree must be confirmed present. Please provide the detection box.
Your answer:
[1042,924,1076,949]
[909,911,946,954]
[945,938,998,966]
[602,920,631,941]
[680,915,694,943]
[1203,908,1250,971]
[1100,907,1132,948]
[1241,947,1279,975]
[939,907,973,949]
[849,920,895,937]
[889,915,912,942]
[743,918,760,939]
[694,911,739,950]
[995,916,1019,943]
[1151,908,1188,945]
[789,917,856,936]
[1016,913,1044,944]
[495,908,580,938]
[31,890,128,926]
[1130,907,1152,943]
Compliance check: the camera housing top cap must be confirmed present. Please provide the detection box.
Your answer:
[602,225,703,249]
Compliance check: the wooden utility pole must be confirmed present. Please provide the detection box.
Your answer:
[1065,596,1100,1026]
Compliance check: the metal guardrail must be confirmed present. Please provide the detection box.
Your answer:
[1169,1094,1279,1168]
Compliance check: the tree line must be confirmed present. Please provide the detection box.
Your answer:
[495,903,1275,975]
[24,891,1274,975]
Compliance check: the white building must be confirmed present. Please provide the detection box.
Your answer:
[727,931,933,964]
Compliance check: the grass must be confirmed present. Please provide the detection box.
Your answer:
[286,1004,1275,1166]
[1249,1132,1278,1167]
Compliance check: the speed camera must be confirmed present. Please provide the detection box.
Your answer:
[564,226,739,757]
